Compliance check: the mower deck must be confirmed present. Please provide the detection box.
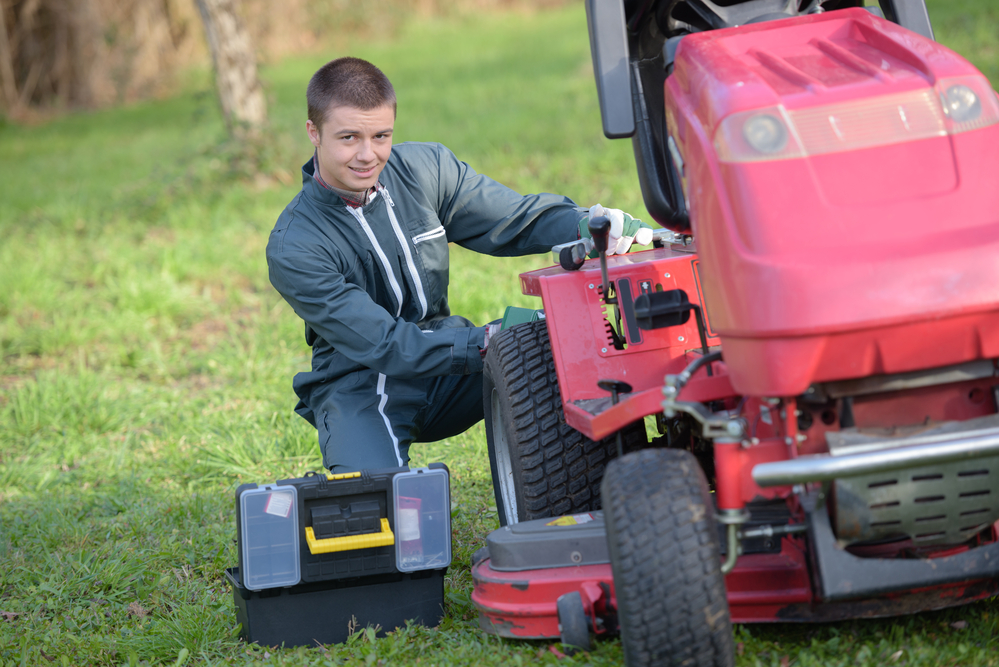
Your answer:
[473,518,999,636]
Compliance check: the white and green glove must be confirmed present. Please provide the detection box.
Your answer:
[580,204,654,256]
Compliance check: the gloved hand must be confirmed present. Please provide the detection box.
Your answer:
[579,204,654,256]
[480,320,503,358]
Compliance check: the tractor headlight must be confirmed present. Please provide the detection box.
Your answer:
[941,84,982,123]
[742,114,788,154]
[935,76,999,133]
[715,76,999,164]
[715,106,805,163]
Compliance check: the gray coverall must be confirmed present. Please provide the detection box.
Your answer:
[267,142,585,472]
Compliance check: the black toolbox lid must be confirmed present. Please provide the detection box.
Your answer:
[485,512,609,572]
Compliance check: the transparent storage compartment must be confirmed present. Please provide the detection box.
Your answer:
[240,485,301,590]
[393,468,451,572]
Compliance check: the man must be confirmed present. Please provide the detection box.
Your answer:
[267,57,650,473]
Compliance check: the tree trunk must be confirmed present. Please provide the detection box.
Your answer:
[194,0,266,135]
[0,0,20,111]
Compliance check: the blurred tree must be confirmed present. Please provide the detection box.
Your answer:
[0,2,16,110]
[0,0,191,116]
[194,0,266,136]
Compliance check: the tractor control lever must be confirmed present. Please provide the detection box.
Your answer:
[588,214,611,253]
[588,214,616,305]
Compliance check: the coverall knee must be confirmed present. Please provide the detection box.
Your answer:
[316,369,484,473]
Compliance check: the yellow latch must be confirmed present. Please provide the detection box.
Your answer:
[325,472,361,481]
[305,518,395,554]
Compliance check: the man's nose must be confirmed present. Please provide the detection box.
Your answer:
[357,139,376,162]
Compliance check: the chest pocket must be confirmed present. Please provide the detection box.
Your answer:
[411,220,449,313]
[412,226,446,245]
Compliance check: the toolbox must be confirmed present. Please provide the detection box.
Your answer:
[228,464,452,647]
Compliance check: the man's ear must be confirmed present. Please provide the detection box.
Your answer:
[306,120,321,149]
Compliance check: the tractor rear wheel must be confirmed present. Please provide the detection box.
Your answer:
[602,448,734,667]
[483,320,646,526]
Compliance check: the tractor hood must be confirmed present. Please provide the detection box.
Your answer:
[673,7,995,143]
[667,7,999,395]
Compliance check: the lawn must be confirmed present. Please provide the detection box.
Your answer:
[1,1,998,665]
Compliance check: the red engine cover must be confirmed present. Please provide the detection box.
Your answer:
[668,8,999,396]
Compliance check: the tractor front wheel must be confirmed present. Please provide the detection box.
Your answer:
[483,320,646,526]
[602,448,734,667]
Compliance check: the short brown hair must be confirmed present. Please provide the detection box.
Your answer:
[307,57,396,134]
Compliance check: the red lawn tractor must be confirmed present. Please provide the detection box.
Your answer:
[471,1,999,665]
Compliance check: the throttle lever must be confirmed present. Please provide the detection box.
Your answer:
[588,214,615,305]
[588,214,611,253]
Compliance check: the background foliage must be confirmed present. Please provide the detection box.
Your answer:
[1,1,998,665]
[0,0,568,116]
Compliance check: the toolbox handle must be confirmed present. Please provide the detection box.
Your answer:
[304,518,395,554]
[326,472,361,481]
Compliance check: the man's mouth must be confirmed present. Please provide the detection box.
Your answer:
[350,165,377,176]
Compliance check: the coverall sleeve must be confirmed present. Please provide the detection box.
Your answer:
[267,246,486,379]
[428,143,585,255]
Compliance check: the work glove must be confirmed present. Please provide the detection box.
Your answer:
[579,204,654,256]
[480,320,503,358]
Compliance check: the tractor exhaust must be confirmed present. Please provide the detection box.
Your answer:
[752,424,999,486]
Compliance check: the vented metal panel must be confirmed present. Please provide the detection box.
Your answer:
[835,457,997,546]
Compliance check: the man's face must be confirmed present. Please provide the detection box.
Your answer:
[307,104,395,192]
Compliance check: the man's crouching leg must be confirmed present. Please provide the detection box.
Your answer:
[315,370,486,474]
[416,373,484,444]
[316,369,429,474]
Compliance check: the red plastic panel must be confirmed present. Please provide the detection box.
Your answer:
[718,310,999,396]
[665,8,999,396]
[519,247,720,440]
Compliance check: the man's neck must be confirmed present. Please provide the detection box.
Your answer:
[313,152,375,207]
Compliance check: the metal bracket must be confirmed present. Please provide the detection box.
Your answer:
[663,392,741,439]
[662,352,743,440]
[806,493,999,601]
[662,395,745,440]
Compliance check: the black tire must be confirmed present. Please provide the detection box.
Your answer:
[602,449,734,667]
[483,320,647,526]
[557,591,591,654]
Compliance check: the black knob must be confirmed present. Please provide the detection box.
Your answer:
[588,214,611,254]
[598,379,632,405]
[559,245,586,271]
[598,379,632,394]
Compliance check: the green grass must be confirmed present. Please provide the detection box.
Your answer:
[1,1,998,665]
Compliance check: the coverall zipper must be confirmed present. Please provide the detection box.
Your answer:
[379,186,430,320]
[341,201,408,467]
[344,200,405,317]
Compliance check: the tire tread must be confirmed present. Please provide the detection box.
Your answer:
[485,320,646,522]
[602,449,734,667]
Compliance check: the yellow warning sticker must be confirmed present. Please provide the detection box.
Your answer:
[545,513,595,527]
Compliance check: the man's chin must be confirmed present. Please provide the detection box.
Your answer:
[343,170,379,190]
